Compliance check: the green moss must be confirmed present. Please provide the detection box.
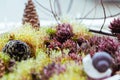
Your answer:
[0,33,9,51]
[0,52,10,63]
[46,27,56,36]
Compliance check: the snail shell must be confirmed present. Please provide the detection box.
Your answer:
[92,52,113,73]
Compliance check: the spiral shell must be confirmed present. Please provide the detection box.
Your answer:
[92,52,113,73]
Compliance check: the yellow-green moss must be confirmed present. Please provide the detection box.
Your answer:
[0,33,9,51]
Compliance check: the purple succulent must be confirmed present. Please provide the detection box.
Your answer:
[56,23,74,43]
[109,18,120,34]
[68,52,82,62]
[109,18,120,41]
[48,39,62,50]
[40,62,66,80]
[62,39,77,53]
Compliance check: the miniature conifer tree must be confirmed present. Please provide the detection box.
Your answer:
[22,0,40,29]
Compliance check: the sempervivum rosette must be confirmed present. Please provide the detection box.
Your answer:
[47,39,62,50]
[83,36,119,57]
[109,18,120,41]
[68,52,82,62]
[56,23,74,43]
[98,37,119,56]
[62,39,77,53]
[2,40,31,61]
[40,62,66,80]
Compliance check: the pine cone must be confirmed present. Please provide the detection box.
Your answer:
[0,59,5,78]
[2,40,31,61]
[56,23,74,43]
[109,18,120,34]
[22,0,40,29]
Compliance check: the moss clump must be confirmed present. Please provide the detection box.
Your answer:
[8,24,49,57]
[0,52,10,64]
[0,34,9,51]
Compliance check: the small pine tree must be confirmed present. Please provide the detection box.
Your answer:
[22,0,40,29]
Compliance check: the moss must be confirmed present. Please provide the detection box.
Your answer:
[8,23,49,57]
[0,33,9,51]
[72,23,93,40]
[46,27,56,36]
[0,52,10,64]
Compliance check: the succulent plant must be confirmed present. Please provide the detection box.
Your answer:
[48,39,62,50]
[88,36,102,46]
[40,62,66,80]
[92,52,113,73]
[109,18,120,34]
[50,62,87,80]
[77,37,86,46]
[81,36,119,57]
[56,23,74,43]
[68,52,82,62]
[116,33,120,41]
[109,18,120,41]
[62,39,77,52]
[2,40,31,61]
[98,37,119,57]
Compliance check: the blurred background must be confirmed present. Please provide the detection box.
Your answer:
[0,0,120,33]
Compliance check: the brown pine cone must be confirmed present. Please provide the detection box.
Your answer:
[22,0,40,29]
[0,59,5,78]
[56,23,74,43]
